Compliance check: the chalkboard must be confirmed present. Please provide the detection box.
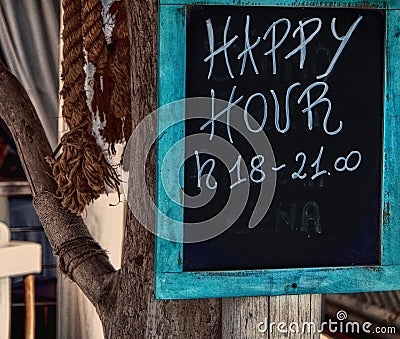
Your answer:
[183,6,384,270]
[155,1,400,300]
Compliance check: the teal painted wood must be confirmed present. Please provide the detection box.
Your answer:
[155,265,400,299]
[160,0,400,9]
[155,5,186,273]
[381,9,400,265]
[156,1,400,299]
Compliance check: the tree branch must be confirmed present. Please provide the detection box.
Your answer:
[0,58,116,306]
[0,59,57,195]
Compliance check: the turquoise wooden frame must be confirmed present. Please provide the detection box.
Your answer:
[156,0,400,300]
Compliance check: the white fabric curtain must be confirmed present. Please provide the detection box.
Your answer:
[0,0,60,149]
[0,2,125,338]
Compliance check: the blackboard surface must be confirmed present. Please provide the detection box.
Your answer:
[183,6,384,270]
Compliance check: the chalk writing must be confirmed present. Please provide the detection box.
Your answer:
[192,11,368,233]
[204,15,362,78]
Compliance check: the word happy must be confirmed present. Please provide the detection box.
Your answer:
[204,15,362,79]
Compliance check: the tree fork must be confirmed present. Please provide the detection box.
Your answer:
[0,58,116,309]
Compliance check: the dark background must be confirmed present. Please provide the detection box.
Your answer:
[183,6,384,270]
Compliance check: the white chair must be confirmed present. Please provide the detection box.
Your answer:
[0,221,41,338]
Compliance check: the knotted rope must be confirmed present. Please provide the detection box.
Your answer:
[47,0,131,214]
[33,191,110,279]
[100,1,132,150]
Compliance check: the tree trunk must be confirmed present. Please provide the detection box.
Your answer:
[0,0,321,337]
[95,1,221,337]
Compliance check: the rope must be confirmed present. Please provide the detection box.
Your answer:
[33,191,109,279]
[47,122,120,214]
[48,0,123,214]
[81,0,109,119]
[60,0,87,128]
[102,1,132,150]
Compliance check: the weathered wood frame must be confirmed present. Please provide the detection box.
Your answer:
[155,0,400,300]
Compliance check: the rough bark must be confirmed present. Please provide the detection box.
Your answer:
[0,0,321,338]
[0,51,219,339]
[0,0,220,337]
[106,1,320,338]
[0,59,57,196]
[97,0,220,337]
[0,59,116,309]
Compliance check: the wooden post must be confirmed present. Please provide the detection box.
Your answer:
[24,274,35,339]
[130,0,321,339]
[222,295,322,338]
